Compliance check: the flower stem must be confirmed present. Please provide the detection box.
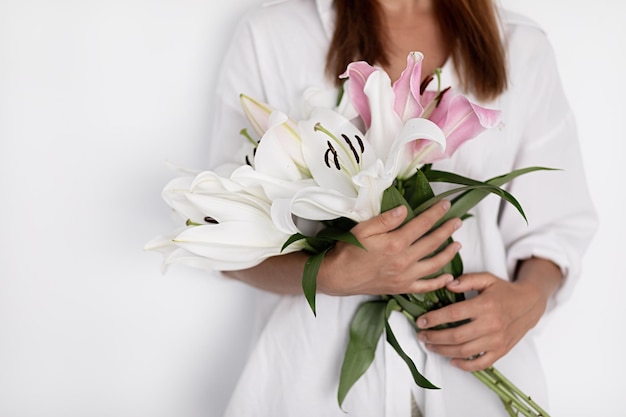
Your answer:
[472,368,550,417]
[488,367,550,417]
[472,369,532,416]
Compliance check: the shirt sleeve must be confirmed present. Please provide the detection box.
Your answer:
[206,10,266,173]
[498,30,598,309]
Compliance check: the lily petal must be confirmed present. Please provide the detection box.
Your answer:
[254,110,308,180]
[162,176,207,223]
[299,107,376,198]
[289,185,365,222]
[270,198,304,235]
[164,247,231,271]
[231,164,316,202]
[340,61,379,128]
[362,70,403,159]
[240,94,275,137]
[392,51,426,121]
[173,221,304,270]
[184,193,271,224]
[425,93,501,162]
[352,159,392,220]
[190,170,269,206]
[388,118,447,179]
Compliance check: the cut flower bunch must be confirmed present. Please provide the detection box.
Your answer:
[146,52,552,417]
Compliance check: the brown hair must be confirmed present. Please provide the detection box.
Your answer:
[325,0,507,100]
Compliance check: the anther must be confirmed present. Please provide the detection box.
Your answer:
[324,148,332,169]
[435,86,451,108]
[204,216,219,224]
[342,134,360,163]
[420,74,434,95]
[355,134,365,153]
[326,141,340,170]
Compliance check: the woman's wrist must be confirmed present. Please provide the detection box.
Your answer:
[223,251,309,295]
[513,257,564,314]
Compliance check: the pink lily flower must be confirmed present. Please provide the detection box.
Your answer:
[341,52,501,171]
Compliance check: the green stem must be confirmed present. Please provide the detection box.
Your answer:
[401,309,416,324]
[472,369,535,417]
[487,367,550,417]
[500,397,519,417]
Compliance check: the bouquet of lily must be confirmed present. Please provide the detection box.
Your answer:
[146,52,551,417]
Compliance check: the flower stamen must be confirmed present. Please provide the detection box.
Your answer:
[325,141,341,170]
[342,134,361,164]
[420,74,434,95]
[435,86,451,108]
[355,134,365,153]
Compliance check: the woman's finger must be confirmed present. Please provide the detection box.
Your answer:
[445,272,497,293]
[450,351,498,372]
[351,205,408,238]
[405,273,455,295]
[406,217,462,261]
[389,200,452,247]
[407,240,462,281]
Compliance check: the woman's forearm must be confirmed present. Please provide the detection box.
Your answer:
[223,251,308,295]
[513,256,564,310]
[222,202,460,297]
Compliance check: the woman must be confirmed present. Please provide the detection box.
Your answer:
[206,0,597,415]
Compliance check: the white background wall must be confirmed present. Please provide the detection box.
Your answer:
[0,1,623,416]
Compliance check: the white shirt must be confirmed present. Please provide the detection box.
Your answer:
[207,1,598,415]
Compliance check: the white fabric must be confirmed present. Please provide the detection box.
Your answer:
[206,0,598,416]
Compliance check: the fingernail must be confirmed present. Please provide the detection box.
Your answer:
[391,206,404,217]
[453,242,462,253]
[444,274,454,284]
[453,218,462,230]
[448,279,460,286]
[418,333,427,342]
[417,318,427,328]
[441,200,451,211]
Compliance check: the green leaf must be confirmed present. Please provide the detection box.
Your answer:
[321,216,357,232]
[391,294,427,318]
[338,300,388,408]
[424,169,487,187]
[384,300,439,389]
[304,236,335,253]
[336,80,346,107]
[381,186,414,224]
[412,183,526,228]
[443,246,463,278]
[302,248,330,316]
[415,237,463,281]
[487,166,558,187]
[281,233,306,252]
[441,166,556,225]
[316,229,365,250]
[401,169,435,209]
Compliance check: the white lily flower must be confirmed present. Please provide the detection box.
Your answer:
[276,107,446,223]
[231,110,316,201]
[172,198,302,271]
[144,231,225,272]
[147,170,306,272]
[240,94,309,176]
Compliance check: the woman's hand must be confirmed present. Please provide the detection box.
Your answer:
[318,200,462,296]
[415,258,563,371]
